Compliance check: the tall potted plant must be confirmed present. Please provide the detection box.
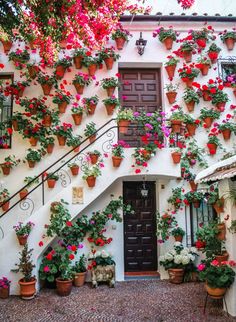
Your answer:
[153,27,177,50]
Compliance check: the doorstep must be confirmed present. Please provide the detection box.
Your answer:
[124,271,160,281]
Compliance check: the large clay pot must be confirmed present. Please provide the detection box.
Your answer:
[186,123,197,136]
[182,51,192,63]
[89,153,99,165]
[70,165,79,176]
[1,164,11,175]
[171,120,182,134]
[56,278,73,297]
[104,57,114,70]
[41,83,53,95]
[112,156,123,167]
[0,287,10,299]
[185,101,195,112]
[166,91,177,104]
[86,176,96,187]
[105,104,116,115]
[19,189,28,200]
[225,38,235,51]
[46,144,54,154]
[168,268,184,284]
[18,278,36,300]
[58,101,68,114]
[118,120,130,134]
[17,235,28,246]
[165,64,176,79]
[74,83,85,94]
[163,37,173,50]
[1,40,13,54]
[215,252,229,264]
[55,65,66,80]
[171,152,181,164]
[73,56,83,69]
[115,37,126,50]
[72,114,83,125]
[47,179,57,189]
[205,283,226,299]
[106,87,116,97]
[57,135,66,146]
[87,103,96,115]
[88,64,97,76]
[203,117,213,128]
[217,223,226,241]
[74,272,87,287]
[222,129,231,141]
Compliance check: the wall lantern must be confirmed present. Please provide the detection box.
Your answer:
[140,182,149,198]
[135,32,147,56]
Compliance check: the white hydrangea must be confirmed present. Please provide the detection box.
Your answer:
[189,254,196,262]
[181,255,190,265]
[180,249,189,256]
[159,255,165,262]
[164,253,174,261]
[174,255,183,264]
[190,247,198,254]
[169,249,177,256]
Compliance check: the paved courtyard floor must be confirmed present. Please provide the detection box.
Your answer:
[0,280,235,322]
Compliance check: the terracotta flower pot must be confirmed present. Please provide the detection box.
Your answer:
[105,104,116,116]
[202,91,211,101]
[118,120,130,134]
[19,189,28,200]
[115,37,126,50]
[225,37,235,51]
[186,123,197,136]
[104,57,114,70]
[17,235,28,246]
[89,153,99,165]
[168,268,184,284]
[46,143,55,154]
[193,200,201,208]
[208,51,219,64]
[166,91,177,104]
[207,143,217,155]
[72,145,80,153]
[1,40,13,54]
[189,181,198,191]
[74,272,86,287]
[215,252,229,264]
[12,120,19,131]
[182,51,192,63]
[221,129,231,141]
[17,87,25,97]
[1,201,10,212]
[87,103,96,115]
[213,198,225,214]
[59,39,67,49]
[171,152,181,164]
[72,114,83,126]
[88,64,97,76]
[106,87,115,97]
[41,83,53,95]
[174,235,183,242]
[73,56,83,69]
[165,64,176,79]
[18,278,36,300]
[89,134,96,144]
[0,287,10,299]
[27,65,38,79]
[183,78,194,88]
[58,101,68,114]
[43,114,52,127]
[205,283,226,299]
[27,160,36,168]
[74,83,85,94]
[55,65,66,80]
[29,137,38,146]
[200,64,210,76]
[1,164,11,175]
[57,135,67,146]
[112,156,123,167]
[70,165,79,176]
[233,89,236,98]
[215,102,226,112]
[47,179,57,189]
[171,120,182,134]
[203,117,213,128]
[185,101,195,112]
[163,37,174,50]
[217,223,226,241]
[86,176,96,187]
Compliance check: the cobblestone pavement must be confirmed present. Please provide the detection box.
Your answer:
[0,280,236,322]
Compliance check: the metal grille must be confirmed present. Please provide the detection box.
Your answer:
[217,56,236,82]
[0,75,13,148]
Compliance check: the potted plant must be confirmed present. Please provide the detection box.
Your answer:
[179,41,197,63]
[207,43,221,64]
[220,30,236,50]
[40,136,55,154]
[199,108,220,128]
[82,95,99,115]
[178,64,200,88]
[111,140,129,167]
[72,72,92,94]
[73,254,87,287]
[116,108,134,134]
[169,109,185,133]
[84,122,97,143]
[211,89,229,112]
[171,227,185,242]
[54,57,72,80]
[198,260,236,298]
[167,187,184,211]
[228,220,236,234]
[218,118,235,141]
[5,80,30,97]
[156,212,177,242]
[111,27,131,50]
[159,242,198,284]
[71,104,84,125]
[52,90,72,113]
[184,191,204,208]
[164,56,179,80]
[183,88,200,112]
[0,277,11,299]
[82,54,99,76]
[171,146,182,164]
[207,186,225,214]
[0,29,13,54]
[0,188,10,211]
[88,150,101,165]
[26,63,40,79]
[0,155,20,175]
[45,172,59,189]
[8,49,30,69]
[11,112,24,131]
[13,221,35,246]
[68,162,80,176]
[55,247,74,296]
[223,188,236,207]
[102,96,120,115]
[73,48,86,69]
[98,47,120,70]
[20,176,39,199]
[132,142,157,168]
[25,148,44,168]
[195,56,212,76]
[37,73,57,95]
[100,77,119,97]
[183,115,201,136]
[153,27,177,50]
[191,27,213,48]
[207,134,221,155]
[82,163,102,187]
[12,244,36,300]
[66,135,82,152]
[164,83,179,104]
[53,123,73,146]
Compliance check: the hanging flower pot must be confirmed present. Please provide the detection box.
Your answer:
[185,101,195,112]
[57,135,67,146]
[89,153,99,165]
[165,64,176,79]
[27,160,36,168]
[166,91,177,104]
[27,65,38,79]
[196,38,207,48]
[186,123,197,136]
[174,235,183,242]
[43,114,52,127]
[115,37,126,50]
[200,64,210,76]
[112,156,123,167]
[163,37,173,50]
[1,40,13,54]
[72,114,83,126]
[217,223,226,241]
[55,65,66,80]
[168,268,184,284]
[183,78,194,88]
[193,200,201,208]
[72,145,80,153]
[213,198,225,214]
[18,278,36,300]
[215,252,229,264]
[18,87,26,97]
[225,38,235,51]
[106,87,115,97]
[105,104,116,116]
[73,56,83,69]
[89,134,96,144]
[58,101,68,114]
[182,51,192,63]
[189,181,198,191]
[205,283,226,299]
[12,120,19,131]
[70,165,79,176]
[171,120,182,133]
[208,51,219,64]
[29,137,38,147]
[118,120,130,134]
[1,201,10,212]
[74,83,85,94]
[215,102,226,112]
[47,179,57,189]
[17,235,28,246]
[203,117,213,128]
[171,152,181,164]
[202,91,211,101]
[87,103,96,115]
[46,144,55,154]
[41,83,52,95]
[86,175,96,187]
[221,129,231,141]
[88,64,97,76]
[104,57,114,70]
[1,164,11,175]
[207,143,217,155]
[19,189,28,200]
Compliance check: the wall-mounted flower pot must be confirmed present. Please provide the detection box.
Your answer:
[213,198,225,214]
[41,83,52,95]
[215,102,226,112]
[72,113,83,125]
[1,40,13,54]
[70,165,79,176]
[118,120,130,134]
[89,154,99,164]
[165,64,176,79]
[47,179,57,189]
[57,135,66,146]
[225,37,235,51]
[174,235,183,242]
[105,104,116,116]
[182,51,192,63]
[163,37,173,50]
[104,57,114,70]
[46,143,55,154]
[202,91,211,101]
[58,101,68,114]
[186,123,197,136]
[217,223,226,241]
[171,152,181,164]
[1,164,11,175]
[55,65,66,80]
[74,272,87,287]
[189,181,198,191]
[196,38,207,48]
[166,91,177,104]
[112,156,123,167]
[12,120,19,131]
[29,137,38,147]
[233,89,236,98]
[185,101,195,112]
[171,120,182,133]
[19,278,36,300]
[73,56,83,69]
[221,129,231,141]
[86,176,96,187]
[89,134,96,144]
[88,64,97,76]
[193,200,200,208]
[183,78,194,88]
[72,145,80,153]
[1,201,10,212]
[115,37,126,50]
[0,286,10,299]
[27,65,38,79]
[208,51,218,64]
[17,235,28,246]
[203,117,213,128]
[27,160,36,168]
[74,83,84,94]
[87,103,96,115]
[200,64,210,76]
[207,143,217,155]
[106,87,115,97]
[215,251,229,264]
[19,189,28,200]
[18,87,25,97]
[168,268,184,284]
[43,114,52,127]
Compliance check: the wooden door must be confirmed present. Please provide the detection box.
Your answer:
[123,181,157,272]
[119,68,162,147]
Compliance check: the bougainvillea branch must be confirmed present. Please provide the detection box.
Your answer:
[177,0,195,9]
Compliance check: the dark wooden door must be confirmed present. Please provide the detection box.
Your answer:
[123,181,157,272]
[119,68,162,147]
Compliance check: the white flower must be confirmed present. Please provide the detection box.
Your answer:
[174,255,183,264]
[101,250,109,258]
[159,255,165,262]
[174,241,182,247]
[189,254,195,262]
[180,249,189,256]
[169,249,177,256]
[190,247,198,254]
[181,255,190,265]
[164,253,174,261]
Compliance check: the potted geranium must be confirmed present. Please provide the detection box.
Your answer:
[191,27,214,48]
[12,244,36,300]
[102,96,119,115]
[220,29,236,50]
[71,104,84,125]
[66,135,82,152]
[8,49,30,69]
[37,73,57,95]
[98,47,120,70]
[171,227,185,242]
[184,191,204,208]
[13,221,35,246]
[72,72,92,94]
[19,176,39,199]
[0,277,11,299]
[164,56,179,80]
[211,89,229,112]
[68,162,80,176]
[55,247,74,297]
[171,146,182,164]
[164,83,179,104]
[195,56,212,76]
[111,140,129,167]
[25,148,44,168]
[156,212,177,242]
[0,188,10,212]
[53,123,73,146]
[0,154,20,175]
[207,43,221,64]
[45,172,59,189]
[153,27,177,50]
[183,114,201,136]
[183,88,200,112]
[40,136,55,154]
[82,54,99,76]
[179,41,197,63]
[5,80,30,97]
[100,77,119,97]
[111,27,131,50]
[169,109,185,133]
[82,163,102,187]
[207,133,221,155]
[132,142,157,168]
[116,108,134,134]
[72,254,87,287]
[0,28,13,54]
[73,48,86,69]
[178,64,200,88]
[11,112,24,131]
[52,90,72,113]
[54,57,72,80]
[82,95,99,115]
[84,122,97,143]
[207,186,225,214]
[26,63,40,79]
[88,150,101,165]
[218,118,235,141]
[167,187,184,211]
[199,108,220,128]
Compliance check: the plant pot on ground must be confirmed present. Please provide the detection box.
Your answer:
[73,255,87,287]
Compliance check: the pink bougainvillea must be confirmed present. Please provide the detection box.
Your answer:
[177,0,195,9]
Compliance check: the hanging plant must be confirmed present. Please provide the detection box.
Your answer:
[72,72,92,94]
[167,187,184,211]
[97,47,120,70]
[169,106,185,133]
[82,55,99,76]
[132,142,157,170]
[183,115,201,137]
[183,88,200,112]
[199,108,220,129]
[54,57,72,80]
[53,123,73,146]
[207,43,221,64]
[66,135,82,152]
[100,77,119,96]
[116,108,134,134]
[178,64,200,88]
[111,25,132,50]
[177,41,197,63]
[82,95,99,115]
[164,83,179,104]
[218,115,235,141]
[37,73,57,95]
[164,56,180,80]
[73,48,87,69]
[220,29,236,51]
[4,80,30,98]
[184,191,204,208]
[84,122,97,143]
[52,90,72,113]
[13,221,35,246]
[24,148,45,168]
[102,96,120,115]
[82,163,103,188]
[0,155,20,176]
[207,130,222,155]
[195,56,212,76]
[8,49,30,69]
[153,27,177,50]
[156,212,177,243]
[190,27,215,48]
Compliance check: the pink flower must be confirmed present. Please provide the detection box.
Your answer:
[211,259,219,266]
[43,266,50,272]
[197,263,205,271]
